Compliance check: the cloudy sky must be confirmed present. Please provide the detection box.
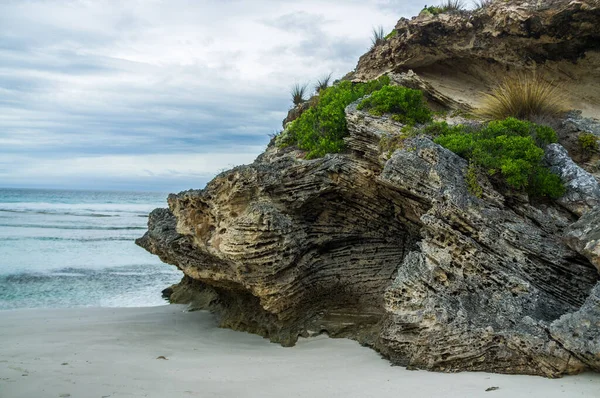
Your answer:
[0,0,424,192]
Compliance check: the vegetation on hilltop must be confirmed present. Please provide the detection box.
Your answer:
[278,77,434,159]
[277,76,392,159]
[357,85,432,125]
[433,118,565,198]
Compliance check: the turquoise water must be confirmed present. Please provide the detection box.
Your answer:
[0,188,183,310]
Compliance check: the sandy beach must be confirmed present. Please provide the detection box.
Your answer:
[0,305,597,398]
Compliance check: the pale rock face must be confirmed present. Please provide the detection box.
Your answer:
[137,0,600,378]
[352,0,600,119]
[565,206,600,272]
[545,143,600,216]
[551,283,600,372]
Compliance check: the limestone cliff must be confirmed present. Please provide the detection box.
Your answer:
[353,0,600,118]
[137,0,600,377]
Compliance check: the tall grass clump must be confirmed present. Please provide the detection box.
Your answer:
[277,76,391,159]
[433,117,565,198]
[478,74,568,121]
[442,0,465,11]
[291,83,308,106]
[315,73,332,93]
[371,26,385,48]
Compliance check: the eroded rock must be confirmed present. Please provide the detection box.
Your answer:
[565,206,600,272]
[545,143,600,215]
[136,0,600,378]
[353,0,600,118]
[137,106,599,376]
[551,283,600,371]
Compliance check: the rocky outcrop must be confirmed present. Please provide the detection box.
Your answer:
[138,101,600,377]
[353,0,600,118]
[137,0,600,378]
[565,206,600,272]
[545,143,600,215]
[551,282,600,371]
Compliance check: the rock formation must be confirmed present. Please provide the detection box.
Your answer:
[353,0,600,119]
[137,0,600,377]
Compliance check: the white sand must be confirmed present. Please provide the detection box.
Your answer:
[1,306,598,398]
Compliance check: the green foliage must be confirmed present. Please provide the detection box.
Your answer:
[357,85,432,125]
[421,1,465,15]
[421,5,443,15]
[279,76,391,159]
[421,121,468,137]
[466,163,483,198]
[578,133,599,153]
[434,117,565,198]
[385,29,398,40]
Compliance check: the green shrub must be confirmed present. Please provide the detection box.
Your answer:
[357,85,432,125]
[578,133,599,153]
[421,6,443,15]
[278,76,391,159]
[421,121,469,137]
[421,1,464,16]
[434,117,565,198]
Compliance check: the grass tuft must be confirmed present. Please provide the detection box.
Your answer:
[441,0,465,11]
[291,83,308,106]
[371,26,385,49]
[315,73,333,94]
[478,74,568,121]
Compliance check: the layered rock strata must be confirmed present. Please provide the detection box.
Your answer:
[138,103,600,376]
[137,0,600,378]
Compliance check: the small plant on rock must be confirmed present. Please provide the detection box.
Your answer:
[466,163,483,198]
[371,26,385,48]
[442,0,465,11]
[578,133,599,153]
[291,83,308,106]
[478,74,568,121]
[315,73,332,94]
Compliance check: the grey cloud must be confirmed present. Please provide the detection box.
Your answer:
[0,0,420,191]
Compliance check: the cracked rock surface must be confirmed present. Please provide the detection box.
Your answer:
[138,104,600,377]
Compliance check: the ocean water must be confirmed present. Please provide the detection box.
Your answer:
[0,188,183,310]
